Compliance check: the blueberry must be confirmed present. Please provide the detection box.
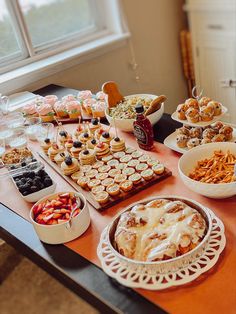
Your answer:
[30,186,38,193]
[22,191,29,196]
[44,138,50,144]
[83,132,89,138]
[24,183,31,191]
[31,158,37,162]
[21,178,26,184]
[91,139,96,145]
[44,178,52,187]
[114,137,120,142]
[83,150,89,155]
[36,169,45,177]
[102,132,109,138]
[28,171,35,179]
[19,185,25,193]
[59,130,67,137]
[65,156,73,166]
[91,118,98,125]
[21,162,26,167]
[73,141,82,148]
[10,165,16,170]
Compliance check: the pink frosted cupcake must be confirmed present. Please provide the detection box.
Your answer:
[83,98,97,115]
[44,95,58,106]
[22,102,38,117]
[54,101,69,118]
[37,103,55,122]
[62,94,76,102]
[66,101,81,119]
[77,90,93,102]
[92,101,106,118]
[96,91,107,101]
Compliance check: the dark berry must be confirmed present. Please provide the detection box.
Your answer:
[59,130,67,137]
[102,132,109,138]
[24,183,31,191]
[91,139,96,145]
[21,162,26,167]
[10,165,16,170]
[36,169,45,177]
[30,186,38,193]
[22,191,29,196]
[83,150,89,155]
[21,178,26,184]
[114,137,120,142]
[44,138,50,144]
[73,141,82,148]
[19,185,25,193]
[44,178,52,187]
[28,171,35,179]
[83,132,89,138]
[65,156,73,166]
[31,158,37,162]
[91,118,98,125]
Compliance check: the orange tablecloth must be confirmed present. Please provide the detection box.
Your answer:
[1,124,236,314]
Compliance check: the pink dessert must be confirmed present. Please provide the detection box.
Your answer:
[54,101,68,118]
[62,94,76,102]
[77,90,93,101]
[96,91,107,101]
[37,103,55,122]
[66,101,81,118]
[22,102,38,117]
[92,101,106,118]
[44,95,58,106]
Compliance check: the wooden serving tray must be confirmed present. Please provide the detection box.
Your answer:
[38,151,172,211]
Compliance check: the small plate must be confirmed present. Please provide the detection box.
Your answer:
[164,125,236,154]
[171,105,228,127]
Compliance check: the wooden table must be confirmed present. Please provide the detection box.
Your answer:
[1,85,235,314]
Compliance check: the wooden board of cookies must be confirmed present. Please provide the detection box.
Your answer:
[38,147,172,211]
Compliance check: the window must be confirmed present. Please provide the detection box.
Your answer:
[0,0,128,74]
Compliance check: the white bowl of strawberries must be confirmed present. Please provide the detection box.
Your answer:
[30,192,90,244]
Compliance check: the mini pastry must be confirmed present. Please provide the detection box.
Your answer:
[66,101,81,119]
[176,126,190,136]
[54,100,68,118]
[82,97,96,115]
[202,128,217,140]
[101,178,114,187]
[65,139,74,152]
[125,147,136,154]
[88,179,101,189]
[102,155,113,163]
[97,172,109,181]
[127,159,140,168]
[211,121,224,131]
[48,143,64,161]
[136,163,148,173]
[107,159,119,168]
[87,138,97,149]
[176,103,187,120]
[62,94,76,102]
[211,134,225,142]
[54,151,66,166]
[92,160,104,169]
[185,107,200,123]
[110,137,126,152]
[37,103,55,122]
[71,170,83,182]
[91,101,106,118]
[61,156,80,176]
[219,125,233,141]
[95,142,111,160]
[120,155,132,163]
[77,176,89,188]
[74,124,84,138]
[138,154,150,163]
[201,138,211,145]
[79,132,91,144]
[199,106,214,122]
[187,138,200,149]
[91,185,105,195]
[108,168,121,178]
[71,141,83,158]
[122,167,135,176]
[198,96,211,107]
[94,191,109,204]
[212,101,222,116]
[89,118,101,134]
[100,131,113,145]
[141,169,154,181]
[114,174,127,184]
[147,159,159,167]
[152,163,165,175]
[95,127,106,140]
[176,135,188,148]
[106,183,120,196]
[189,127,202,138]
[87,169,98,179]
[113,151,126,160]
[41,138,51,154]
[98,165,111,173]
[79,149,96,165]
[120,180,133,192]
[58,130,70,146]
[129,173,142,185]
[80,165,92,173]
[185,98,198,109]
[131,150,143,159]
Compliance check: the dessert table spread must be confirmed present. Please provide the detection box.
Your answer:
[0,85,235,314]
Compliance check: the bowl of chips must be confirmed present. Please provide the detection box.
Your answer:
[105,94,165,132]
[178,142,236,198]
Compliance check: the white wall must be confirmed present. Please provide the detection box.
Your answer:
[23,0,188,113]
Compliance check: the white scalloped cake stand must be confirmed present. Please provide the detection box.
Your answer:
[97,209,226,290]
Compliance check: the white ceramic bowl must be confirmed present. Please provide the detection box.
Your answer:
[178,142,236,199]
[105,94,164,132]
[105,195,212,274]
[30,192,90,244]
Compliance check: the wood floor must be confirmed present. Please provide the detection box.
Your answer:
[0,242,98,314]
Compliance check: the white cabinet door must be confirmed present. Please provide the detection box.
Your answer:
[196,37,236,123]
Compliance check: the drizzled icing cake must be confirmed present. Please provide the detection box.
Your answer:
[113,199,207,262]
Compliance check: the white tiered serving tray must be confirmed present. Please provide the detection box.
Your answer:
[171,105,228,127]
[97,196,226,290]
[164,125,236,154]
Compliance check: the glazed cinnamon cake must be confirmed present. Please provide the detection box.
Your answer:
[113,199,207,262]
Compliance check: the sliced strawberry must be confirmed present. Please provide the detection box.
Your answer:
[52,213,62,219]
[65,213,70,220]
[42,213,54,222]
[43,208,54,215]
[60,208,71,214]
[72,209,80,217]
[47,219,58,225]
[59,193,70,199]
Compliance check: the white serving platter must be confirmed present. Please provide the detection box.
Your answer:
[164,124,236,154]
[171,105,228,127]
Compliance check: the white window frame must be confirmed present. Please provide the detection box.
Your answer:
[0,0,130,94]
